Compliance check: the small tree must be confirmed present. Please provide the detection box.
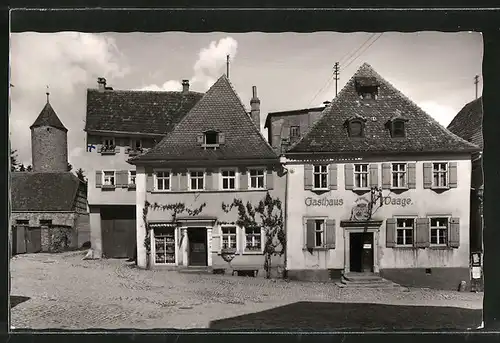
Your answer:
[10,149,19,172]
[75,168,86,182]
[18,164,26,172]
[222,191,285,279]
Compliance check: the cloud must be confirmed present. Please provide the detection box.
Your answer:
[418,101,458,128]
[10,32,128,169]
[138,37,238,92]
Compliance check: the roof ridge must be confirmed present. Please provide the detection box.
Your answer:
[87,88,204,96]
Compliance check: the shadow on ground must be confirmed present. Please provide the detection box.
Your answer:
[10,296,30,309]
[209,301,482,331]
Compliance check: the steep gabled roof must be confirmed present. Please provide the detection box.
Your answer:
[288,63,480,155]
[12,172,84,212]
[85,89,204,135]
[130,75,278,163]
[30,101,67,132]
[447,97,483,149]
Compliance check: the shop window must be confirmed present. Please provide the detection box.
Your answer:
[432,163,448,188]
[430,217,448,245]
[396,218,414,246]
[245,227,262,252]
[249,168,265,189]
[154,170,170,191]
[221,169,236,190]
[221,226,237,250]
[354,164,369,189]
[313,165,328,190]
[154,226,175,264]
[392,163,407,188]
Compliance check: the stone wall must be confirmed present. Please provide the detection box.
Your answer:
[31,125,68,173]
[12,212,76,227]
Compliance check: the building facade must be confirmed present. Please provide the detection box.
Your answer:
[85,78,203,259]
[280,63,480,290]
[12,95,89,254]
[129,75,285,275]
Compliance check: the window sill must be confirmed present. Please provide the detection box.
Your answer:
[391,187,409,191]
[393,245,415,249]
[431,186,450,191]
[302,247,329,251]
[101,185,116,190]
[312,188,329,192]
[429,245,452,250]
[248,187,267,191]
[242,250,264,255]
[219,249,237,255]
[151,190,172,193]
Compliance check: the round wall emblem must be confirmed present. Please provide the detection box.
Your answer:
[352,198,370,221]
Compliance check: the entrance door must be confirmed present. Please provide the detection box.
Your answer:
[349,232,374,273]
[26,227,42,253]
[188,228,207,266]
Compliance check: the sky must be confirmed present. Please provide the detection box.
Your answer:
[9,31,483,174]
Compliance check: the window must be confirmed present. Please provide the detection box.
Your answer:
[313,165,328,189]
[396,218,414,246]
[314,220,325,247]
[221,226,237,250]
[40,219,52,226]
[154,226,175,264]
[245,227,262,251]
[205,131,218,145]
[130,138,142,150]
[221,169,236,190]
[189,171,205,191]
[433,163,448,188]
[360,92,377,100]
[101,137,116,153]
[249,168,265,189]
[290,126,300,139]
[155,171,170,191]
[354,164,369,189]
[349,120,364,137]
[392,163,407,188]
[430,218,448,245]
[129,170,136,185]
[16,220,29,225]
[102,171,115,186]
[392,120,405,137]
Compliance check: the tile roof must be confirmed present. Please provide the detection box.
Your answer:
[12,172,83,212]
[288,63,480,155]
[447,97,483,149]
[30,101,68,132]
[130,75,278,163]
[264,106,325,129]
[85,89,204,135]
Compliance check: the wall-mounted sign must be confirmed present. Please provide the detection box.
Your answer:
[305,197,344,207]
[383,196,412,207]
[363,243,372,249]
[352,197,370,221]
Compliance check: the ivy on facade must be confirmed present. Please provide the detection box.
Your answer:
[142,200,206,254]
[221,191,285,279]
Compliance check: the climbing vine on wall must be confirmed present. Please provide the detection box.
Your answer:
[143,201,206,254]
[221,191,285,279]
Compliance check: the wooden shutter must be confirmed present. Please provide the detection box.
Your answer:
[449,217,460,248]
[386,218,396,248]
[325,219,336,249]
[211,234,221,252]
[197,134,204,144]
[96,144,103,153]
[407,163,416,189]
[328,164,337,190]
[240,168,248,190]
[179,171,188,191]
[95,171,102,188]
[170,172,179,191]
[218,133,226,144]
[266,169,274,190]
[304,164,313,190]
[146,171,154,192]
[423,163,432,189]
[448,162,458,188]
[306,219,315,249]
[344,164,354,190]
[116,170,128,187]
[205,169,215,191]
[415,218,430,248]
[114,145,120,153]
[369,164,379,188]
[381,163,391,189]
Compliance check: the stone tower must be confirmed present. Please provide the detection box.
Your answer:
[30,91,68,172]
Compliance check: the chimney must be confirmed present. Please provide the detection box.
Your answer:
[182,79,190,93]
[323,101,331,107]
[250,86,261,130]
[97,77,107,92]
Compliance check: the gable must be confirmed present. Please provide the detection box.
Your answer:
[447,97,483,149]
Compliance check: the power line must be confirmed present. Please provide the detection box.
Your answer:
[338,34,377,66]
[343,33,384,70]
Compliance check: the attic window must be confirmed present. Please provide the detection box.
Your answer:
[355,76,379,100]
[205,131,218,145]
[198,130,225,149]
[391,120,406,138]
[348,120,364,138]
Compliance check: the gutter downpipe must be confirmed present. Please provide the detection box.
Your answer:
[280,155,289,278]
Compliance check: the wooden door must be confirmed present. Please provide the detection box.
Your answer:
[26,227,42,253]
[188,228,207,266]
[102,218,136,258]
[361,232,374,273]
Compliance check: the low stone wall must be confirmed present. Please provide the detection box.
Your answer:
[380,267,470,291]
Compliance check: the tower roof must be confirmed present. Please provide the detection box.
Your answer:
[30,101,68,132]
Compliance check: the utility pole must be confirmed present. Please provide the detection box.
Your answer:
[226,54,230,79]
[333,62,340,97]
[474,75,479,100]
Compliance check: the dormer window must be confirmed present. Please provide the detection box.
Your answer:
[345,115,367,138]
[198,130,225,150]
[355,76,379,100]
[205,131,218,145]
[127,138,143,155]
[391,120,406,138]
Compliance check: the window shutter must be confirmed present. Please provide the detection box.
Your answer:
[95,171,102,188]
[306,219,315,249]
[385,218,396,248]
[407,163,416,189]
[325,219,336,249]
[179,172,188,191]
[304,164,313,190]
[96,144,102,153]
[170,172,179,191]
[328,164,338,190]
[344,164,354,190]
[370,164,379,188]
[449,217,460,248]
[146,171,154,192]
[114,145,120,153]
[449,162,458,188]
[116,170,127,187]
[382,163,391,189]
[239,168,248,190]
[266,169,274,190]
[415,218,430,248]
[218,133,226,144]
[211,234,221,252]
[197,134,204,144]
[205,169,215,191]
[423,163,432,189]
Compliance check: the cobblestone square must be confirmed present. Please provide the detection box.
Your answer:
[10,251,483,330]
